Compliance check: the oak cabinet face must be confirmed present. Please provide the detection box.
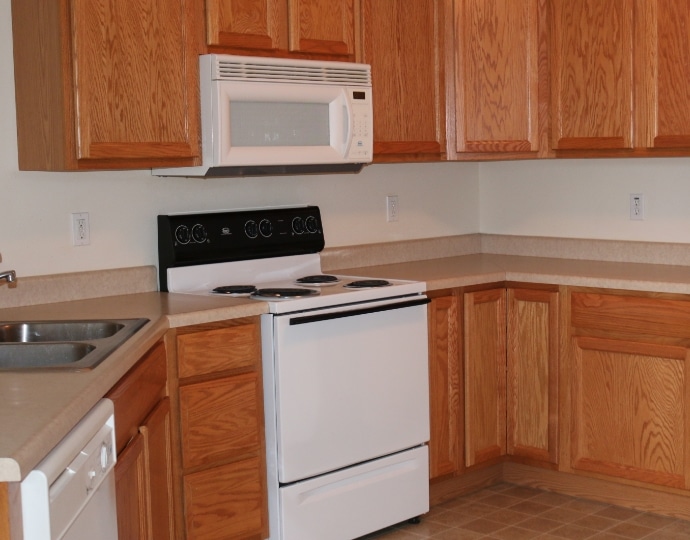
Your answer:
[360,0,447,161]
[206,0,357,60]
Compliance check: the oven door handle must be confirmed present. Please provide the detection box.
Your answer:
[288,297,430,325]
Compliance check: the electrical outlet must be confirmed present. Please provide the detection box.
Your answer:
[71,212,91,246]
[629,194,645,221]
[386,195,399,222]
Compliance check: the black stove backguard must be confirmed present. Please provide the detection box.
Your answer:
[157,206,325,292]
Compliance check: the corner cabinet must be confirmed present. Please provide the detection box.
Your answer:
[359,0,449,162]
[106,341,175,540]
[167,317,268,540]
[206,0,358,60]
[550,0,690,156]
[452,0,549,159]
[11,0,203,171]
[565,289,690,489]
[427,285,559,483]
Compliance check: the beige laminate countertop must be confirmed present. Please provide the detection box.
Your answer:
[3,252,690,483]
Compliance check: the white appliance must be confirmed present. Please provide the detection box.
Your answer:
[20,399,118,540]
[153,54,373,178]
[158,206,430,540]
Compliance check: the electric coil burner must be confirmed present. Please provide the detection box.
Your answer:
[157,206,430,540]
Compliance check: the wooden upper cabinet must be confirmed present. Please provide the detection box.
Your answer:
[454,0,545,157]
[11,0,203,171]
[360,0,448,161]
[206,0,357,60]
[636,0,690,151]
[550,0,634,152]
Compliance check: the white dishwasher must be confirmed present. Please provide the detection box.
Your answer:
[20,398,118,540]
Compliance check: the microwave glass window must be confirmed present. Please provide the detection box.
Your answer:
[231,102,330,147]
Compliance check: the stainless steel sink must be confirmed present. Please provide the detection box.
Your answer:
[0,318,148,371]
[0,321,124,343]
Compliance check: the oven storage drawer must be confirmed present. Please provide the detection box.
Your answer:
[280,446,428,540]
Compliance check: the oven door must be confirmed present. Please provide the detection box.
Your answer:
[264,296,430,484]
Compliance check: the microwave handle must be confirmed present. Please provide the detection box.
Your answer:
[342,102,351,155]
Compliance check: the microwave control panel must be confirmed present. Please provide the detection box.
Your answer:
[346,88,373,161]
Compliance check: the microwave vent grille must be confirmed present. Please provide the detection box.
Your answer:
[214,58,371,86]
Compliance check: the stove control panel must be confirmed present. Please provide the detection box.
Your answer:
[157,206,325,291]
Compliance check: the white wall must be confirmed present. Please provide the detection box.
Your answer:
[479,158,690,243]
[0,2,478,278]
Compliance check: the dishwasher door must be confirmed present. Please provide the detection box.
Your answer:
[20,398,118,540]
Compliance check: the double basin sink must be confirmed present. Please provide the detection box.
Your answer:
[0,318,149,371]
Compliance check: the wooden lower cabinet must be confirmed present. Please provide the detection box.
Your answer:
[170,317,268,540]
[428,284,559,484]
[566,289,690,489]
[107,341,175,540]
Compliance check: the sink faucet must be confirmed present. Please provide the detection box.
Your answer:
[0,270,16,285]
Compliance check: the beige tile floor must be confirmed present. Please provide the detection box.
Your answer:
[359,483,690,539]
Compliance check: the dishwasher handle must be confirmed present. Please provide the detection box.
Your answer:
[289,297,430,326]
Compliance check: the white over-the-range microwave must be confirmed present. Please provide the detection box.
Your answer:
[153,54,373,178]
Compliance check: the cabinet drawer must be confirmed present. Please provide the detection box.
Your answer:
[179,372,262,470]
[183,456,267,540]
[177,322,260,379]
[571,292,690,341]
[107,341,167,454]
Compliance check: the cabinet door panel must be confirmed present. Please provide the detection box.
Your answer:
[288,0,356,57]
[360,0,446,159]
[571,336,690,488]
[428,294,463,479]
[637,0,690,149]
[507,288,558,463]
[455,0,539,153]
[115,434,149,540]
[464,289,507,467]
[206,0,287,51]
[71,0,201,164]
[551,0,634,150]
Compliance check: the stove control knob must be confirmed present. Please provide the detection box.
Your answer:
[305,215,319,234]
[259,219,273,238]
[292,217,305,235]
[175,225,191,245]
[244,220,259,239]
[191,224,208,243]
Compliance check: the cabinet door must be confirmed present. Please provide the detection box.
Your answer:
[141,399,175,540]
[206,0,288,51]
[550,0,634,151]
[571,337,690,488]
[428,293,463,479]
[636,0,690,150]
[288,0,356,58]
[360,0,447,160]
[507,288,558,464]
[115,434,149,540]
[464,288,507,467]
[71,0,201,168]
[455,0,541,155]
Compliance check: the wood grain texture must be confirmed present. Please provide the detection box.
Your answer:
[464,288,507,467]
[115,433,150,539]
[177,321,260,379]
[428,292,464,479]
[183,457,268,540]
[179,373,261,471]
[288,0,356,57]
[360,0,447,160]
[206,0,287,50]
[507,288,559,464]
[455,0,539,153]
[550,0,634,150]
[571,336,689,488]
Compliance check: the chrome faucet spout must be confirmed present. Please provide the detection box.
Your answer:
[0,270,17,284]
